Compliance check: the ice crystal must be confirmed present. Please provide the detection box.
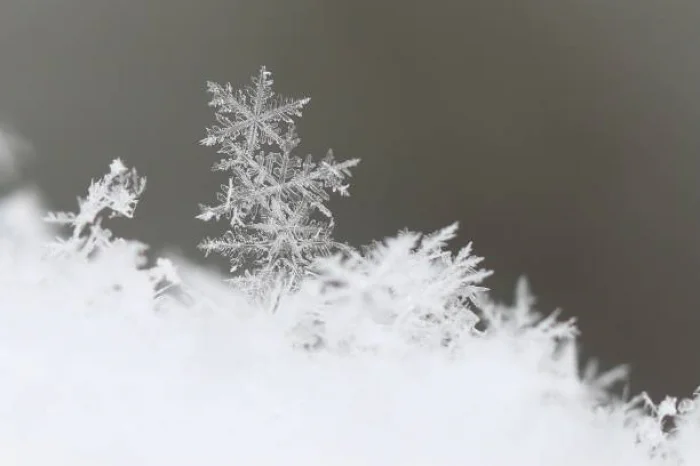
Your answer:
[198,66,359,301]
[41,160,182,310]
[287,223,493,351]
[44,159,146,259]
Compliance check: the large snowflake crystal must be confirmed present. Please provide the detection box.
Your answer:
[198,66,359,301]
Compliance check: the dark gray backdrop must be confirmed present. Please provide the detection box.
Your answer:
[2,0,700,399]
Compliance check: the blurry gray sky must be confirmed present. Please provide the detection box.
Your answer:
[2,0,700,398]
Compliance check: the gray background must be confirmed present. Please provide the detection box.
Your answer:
[2,0,700,399]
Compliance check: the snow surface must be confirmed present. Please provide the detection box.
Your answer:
[0,141,696,466]
[0,285,652,466]
[0,237,690,466]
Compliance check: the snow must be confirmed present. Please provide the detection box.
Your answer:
[0,241,684,465]
[0,73,697,466]
[0,291,651,465]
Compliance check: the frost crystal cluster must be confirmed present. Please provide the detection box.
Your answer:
[288,223,493,351]
[42,160,178,308]
[198,67,359,299]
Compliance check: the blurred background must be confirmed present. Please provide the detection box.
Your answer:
[1,0,700,399]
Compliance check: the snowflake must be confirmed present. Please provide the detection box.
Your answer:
[198,67,359,302]
[44,158,146,258]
